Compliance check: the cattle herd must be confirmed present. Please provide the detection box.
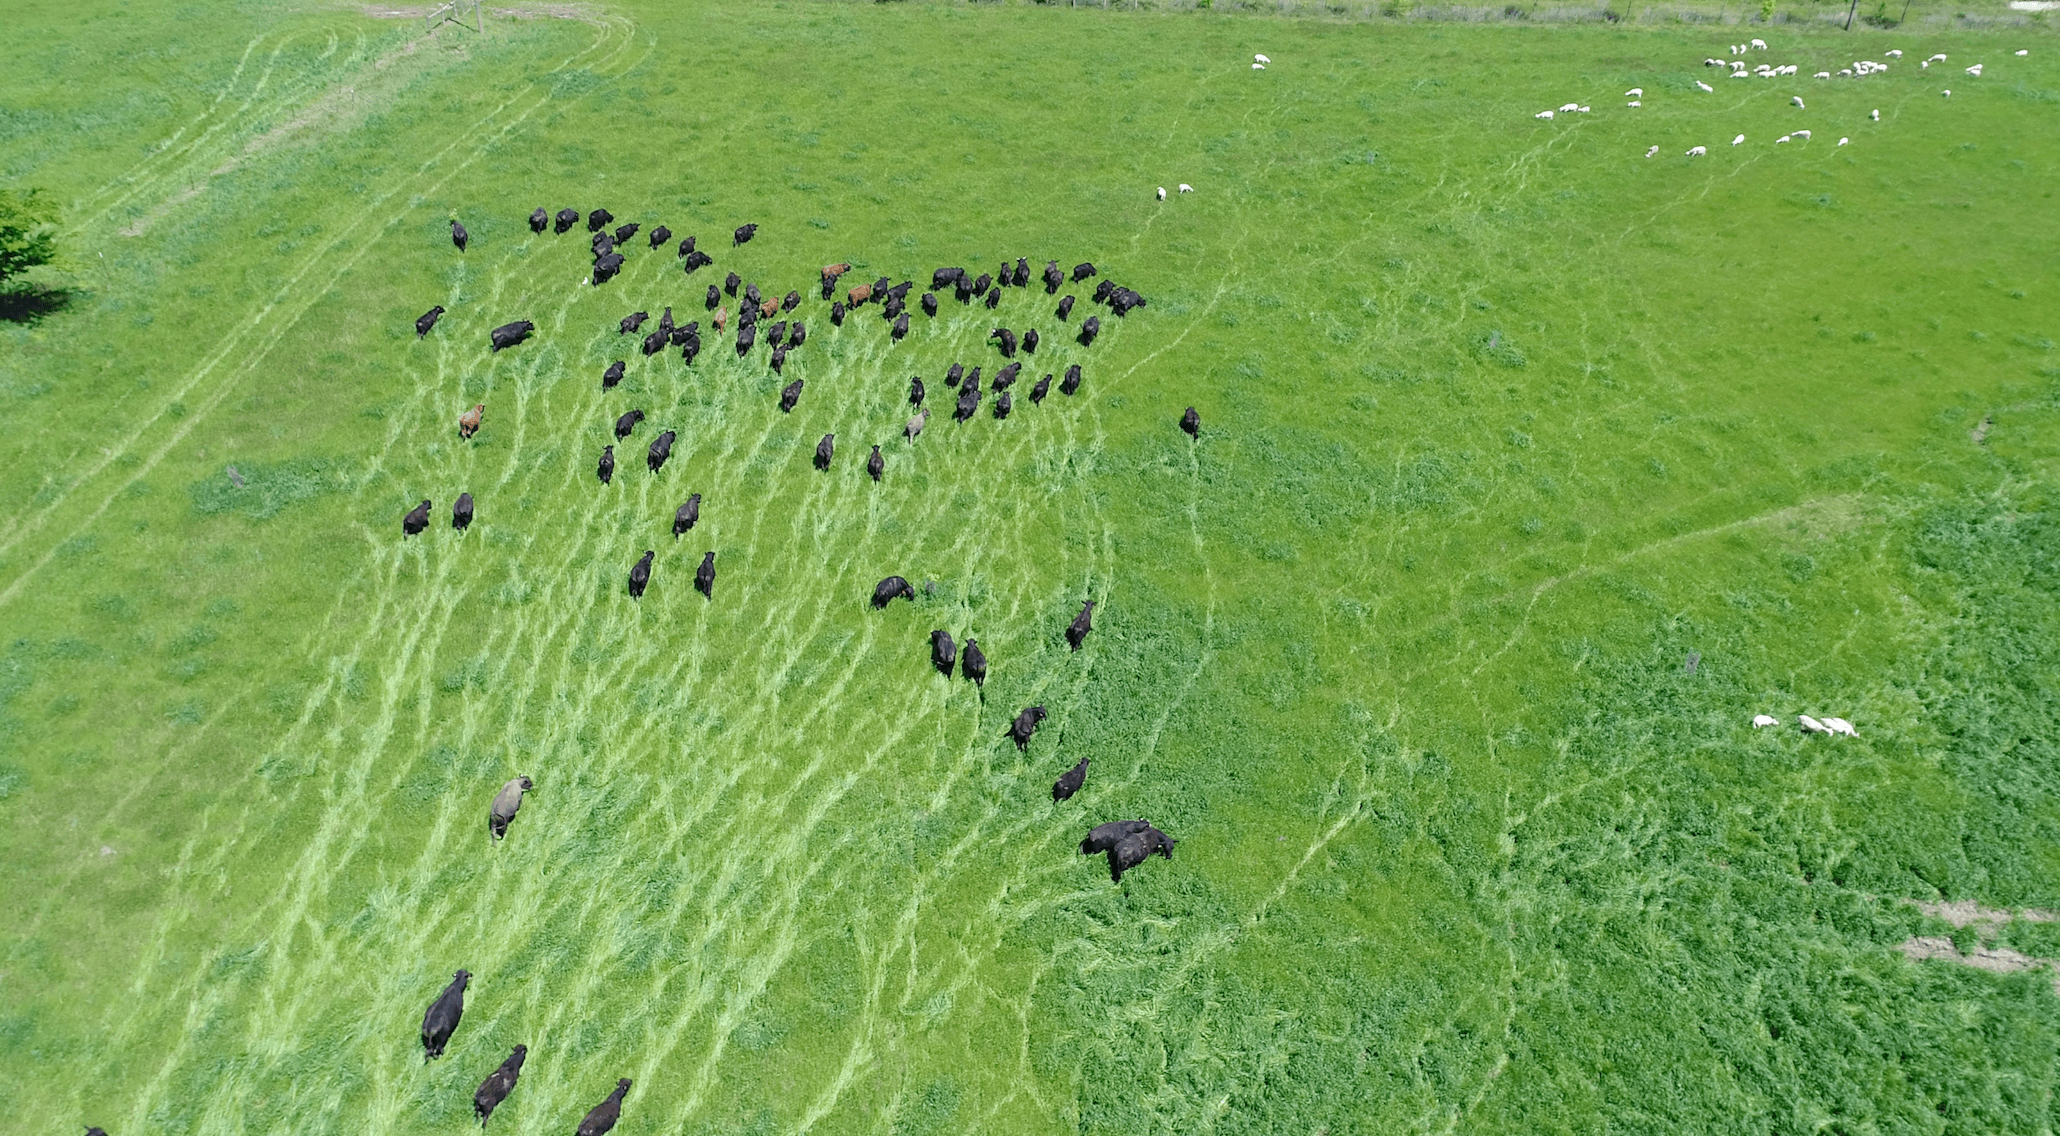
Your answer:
[326,208,1200,1133]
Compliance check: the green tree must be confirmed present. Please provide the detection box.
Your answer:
[0,188,58,289]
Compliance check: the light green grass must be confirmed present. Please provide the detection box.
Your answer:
[3,2,2059,1133]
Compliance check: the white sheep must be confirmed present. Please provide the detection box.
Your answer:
[1777,134,1791,143]
[1823,717,1858,736]
[1254,53,1270,63]
[1751,37,1767,49]
[1753,714,1780,728]
[1252,63,1265,70]
[1627,100,1641,107]
[1929,53,1947,62]
[1942,89,1951,97]
[1646,145,1660,157]
[1795,129,1811,138]
[1537,110,1555,119]
[1178,183,1193,193]
[1697,81,1715,92]
[2016,49,2029,56]
[1966,63,1983,75]
[1838,136,1849,145]
[1921,60,1930,69]
[1886,49,1903,57]
[1799,715,1832,734]
[1625,87,1643,96]
[1793,96,1805,107]
[1815,71,1831,79]
[1578,105,1591,113]
[1561,102,1581,112]
[1732,133,1746,145]
[1687,145,1707,156]
[1870,108,1880,120]
[1157,186,1166,200]
[1731,71,1750,79]
[1781,65,1798,75]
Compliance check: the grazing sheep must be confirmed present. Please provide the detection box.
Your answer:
[1752,715,1779,728]
[1732,134,1746,145]
[1793,96,1805,107]
[1798,715,1832,734]
[1823,717,1858,736]
[1156,186,1167,200]
[1795,129,1811,138]
[1965,64,1982,75]
[1536,110,1555,120]
[1254,53,1270,62]
[1777,134,1791,143]
[1696,81,1714,92]
[1686,145,1707,156]
[1838,137,1849,145]
[1941,90,1951,97]
[1750,37,1766,48]
[1871,108,1880,120]
[1645,145,1660,157]
[1178,183,1193,192]
[1627,100,1640,107]
[1815,71,1830,78]
[1252,62,1264,70]
[1624,87,1643,96]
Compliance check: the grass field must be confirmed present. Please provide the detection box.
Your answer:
[3,1,2060,1133]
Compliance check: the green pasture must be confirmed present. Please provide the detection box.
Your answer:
[2,1,2059,1133]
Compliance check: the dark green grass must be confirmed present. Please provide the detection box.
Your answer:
[3,2,2059,1133]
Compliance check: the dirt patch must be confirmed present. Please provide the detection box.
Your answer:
[1897,901,2060,994]
[1916,899,2060,927]
[360,2,606,21]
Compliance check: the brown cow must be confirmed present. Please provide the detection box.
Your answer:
[847,282,874,306]
[822,262,851,281]
[713,306,728,332]
[458,404,484,440]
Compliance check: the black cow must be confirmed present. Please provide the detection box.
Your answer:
[474,1044,527,1127]
[416,305,445,338]
[1080,819,1151,855]
[641,329,667,356]
[614,409,644,440]
[994,362,1021,390]
[678,235,697,257]
[1030,374,1051,403]
[1052,757,1088,802]
[592,231,615,257]
[872,575,915,608]
[1022,328,1039,354]
[769,347,786,375]
[745,282,762,310]
[451,220,468,251]
[961,638,987,687]
[680,336,700,365]
[724,272,741,297]
[972,273,992,297]
[945,363,964,388]
[648,431,675,473]
[867,444,884,481]
[530,208,548,232]
[886,281,913,304]
[996,260,1013,287]
[650,225,671,248]
[1092,279,1114,304]
[830,301,845,326]
[1014,258,1031,287]
[1077,315,1100,346]
[932,267,965,290]
[628,550,653,599]
[706,285,721,310]
[1181,407,1200,437]
[673,494,701,537]
[930,630,957,676]
[814,434,834,471]
[733,223,757,246]
[587,208,613,233]
[421,970,470,1061]
[766,320,786,349]
[735,324,755,357]
[683,249,713,272]
[920,292,938,317]
[592,253,624,284]
[954,276,974,304]
[738,302,754,330]
[984,286,1001,311]
[1109,831,1155,883]
[620,311,649,335]
[882,294,905,321]
[1043,260,1063,294]
[780,379,803,413]
[1056,295,1075,321]
[954,386,979,423]
[597,446,615,484]
[403,499,431,537]
[489,320,534,352]
[782,290,801,312]
[909,377,925,406]
[788,322,806,348]
[555,208,579,233]
[990,328,1017,357]
[1112,288,1148,317]
[603,361,625,388]
[453,493,474,531]
[1062,364,1082,396]
[1068,599,1094,650]
[577,1079,632,1136]
[1072,262,1097,282]
[966,366,981,390]
[695,551,715,598]
[658,307,674,334]
[612,222,639,245]
[993,391,1012,419]
[670,322,694,347]
[871,276,891,300]
[891,313,909,341]
[1008,705,1047,750]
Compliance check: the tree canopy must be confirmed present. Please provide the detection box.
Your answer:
[0,188,58,288]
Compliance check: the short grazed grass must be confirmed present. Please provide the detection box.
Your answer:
[2,2,2058,1133]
